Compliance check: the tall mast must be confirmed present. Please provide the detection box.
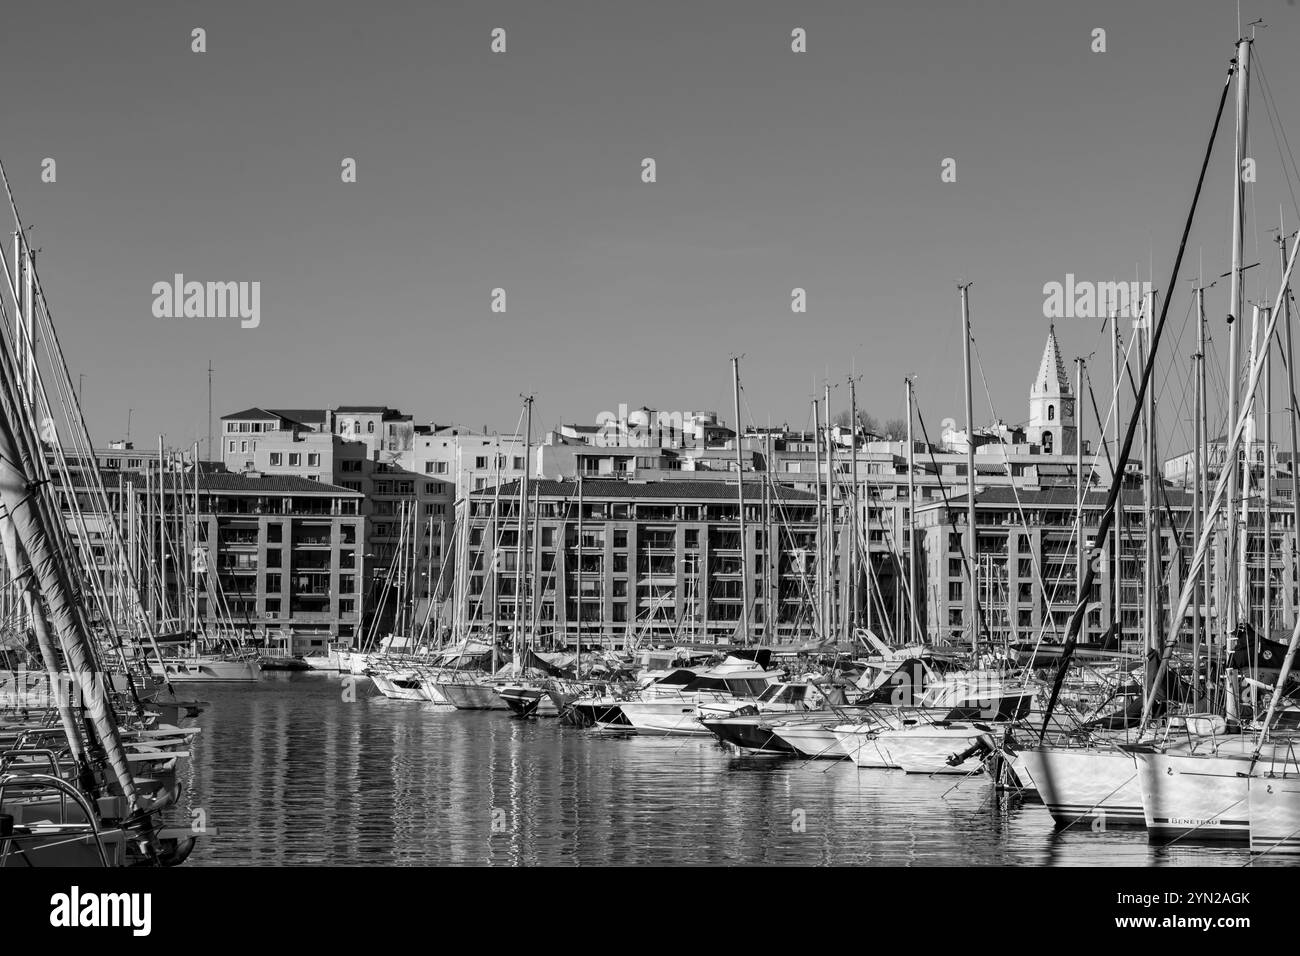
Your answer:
[1193,286,1207,708]
[905,376,920,643]
[1264,305,1273,639]
[1141,292,1158,665]
[732,358,750,644]
[1226,36,1251,640]
[812,397,826,641]
[576,473,583,653]
[849,376,860,635]
[207,360,213,462]
[1239,306,1261,642]
[960,283,978,661]
[530,481,541,648]
[824,382,836,644]
[764,429,773,641]
[1111,307,1124,643]
[1075,357,1085,602]
[513,396,533,665]
[158,435,169,628]
[1283,232,1300,630]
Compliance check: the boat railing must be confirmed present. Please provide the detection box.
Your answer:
[0,747,68,780]
[0,772,112,867]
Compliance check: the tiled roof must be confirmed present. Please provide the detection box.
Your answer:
[269,408,327,425]
[220,407,325,429]
[221,406,278,421]
[474,478,816,501]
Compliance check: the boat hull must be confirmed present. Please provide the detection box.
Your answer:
[700,717,796,754]
[1250,775,1300,855]
[832,726,897,768]
[1018,746,1144,829]
[440,681,509,711]
[149,659,261,683]
[619,701,710,736]
[771,721,847,760]
[1134,751,1251,845]
[873,724,991,775]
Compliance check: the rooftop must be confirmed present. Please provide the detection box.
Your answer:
[156,470,361,496]
[474,478,817,502]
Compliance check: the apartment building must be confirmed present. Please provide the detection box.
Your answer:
[915,485,1299,650]
[459,478,820,648]
[48,449,365,654]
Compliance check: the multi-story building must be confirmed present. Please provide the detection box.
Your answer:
[188,472,365,653]
[459,478,820,648]
[49,447,365,655]
[915,484,1299,650]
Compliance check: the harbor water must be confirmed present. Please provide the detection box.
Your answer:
[182,674,1262,866]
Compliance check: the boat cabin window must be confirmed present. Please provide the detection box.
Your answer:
[723,678,769,696]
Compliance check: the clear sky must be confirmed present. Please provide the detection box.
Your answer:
[2,0,1297,461]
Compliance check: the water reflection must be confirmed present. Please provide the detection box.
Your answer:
[183,675,1253,866]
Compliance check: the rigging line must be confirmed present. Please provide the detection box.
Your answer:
[1118,322,1195,602]
[1252,52,1300,230]
[1039,58,1235,742]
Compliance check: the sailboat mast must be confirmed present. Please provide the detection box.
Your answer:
[824,383,836,644]
[1142,292,1158,664]
[1264,305,1273,639]
[849,376,860,636]
[905,377,919,643]
[158,435,169,629]
[960,283,977,661]
[514,396,533,664]
[732,358,750,644]
[1193,286,1207,707]
[1226,36,1251,640]
[764,430,773,641]
[576,473,583,653]
[812,397,826,641]
[1075,357,1085,596]
[1283,232,1300,630]
[1111,308,1124,641]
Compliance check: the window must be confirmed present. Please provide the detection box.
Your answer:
[434,462,448,474]
[1047,405,1055,421]
[265,598,280,615]
[613,530,628,548]
[269,453,282,466]
[367,422,375,433]
[240,440,248,453]
[513,456,524,470]
[266,548,282,568]
[339,599,355,615]
[308,453,320,467]
[288,453,301,466]
[341,460,362,473]
[475,456,488,469]
[1043,432,1053,455]
[265,573,282,593]
[266,524,282,542]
